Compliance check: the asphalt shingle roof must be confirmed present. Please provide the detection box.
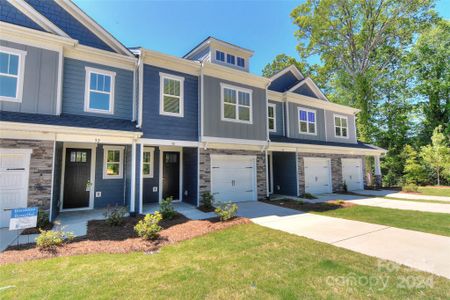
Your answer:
[269,135,380,150]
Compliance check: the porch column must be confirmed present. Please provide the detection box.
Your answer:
[374,155,382,188]
[130,140,136,215]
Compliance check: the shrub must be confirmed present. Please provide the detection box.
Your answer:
[201,192,214,210]
[402,183,419,193]
[134,212,163,240]
[36,229,74,250]
[103,205,127,226]
[342,181,348,193]
[214,202,238,221]
[37,209,52,229]
[301,193,317,199]
[160,196,176,219]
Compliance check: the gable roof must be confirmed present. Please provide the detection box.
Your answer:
[288,77,328,101]
[0,0,45,32]
[183,36,254,59]
[270,65,304,82]
[268,65,304,92]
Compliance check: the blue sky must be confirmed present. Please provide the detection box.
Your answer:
[75,0,449,75]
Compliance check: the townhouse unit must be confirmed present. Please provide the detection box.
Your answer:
[0,0,385,226]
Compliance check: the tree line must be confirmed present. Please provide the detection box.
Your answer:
[262,0,449,187]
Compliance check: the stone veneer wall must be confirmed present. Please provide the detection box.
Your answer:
[199,148,267,200]
[297,152,366,195]
[0,139,54,210]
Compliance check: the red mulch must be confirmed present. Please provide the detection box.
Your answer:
[0,214,250,265]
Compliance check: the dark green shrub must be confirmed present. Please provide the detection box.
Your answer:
[134,212,163,240]
[37,209,52,229]
[160,196,176,219]
[36,229,74,249]
[103,205,127,226]
[301,193,317,199]
[214,202,238,221]
[402,183,419,193]
[342,181,348,192]
[201,192,214,210]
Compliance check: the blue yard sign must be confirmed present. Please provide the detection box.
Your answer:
[9,207,38,230]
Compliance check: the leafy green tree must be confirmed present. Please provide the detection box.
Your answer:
[290,0,436,142]
[401,145,428,185]
[409,20,450,143]
[261,54,308,78]
[420,126,450,185]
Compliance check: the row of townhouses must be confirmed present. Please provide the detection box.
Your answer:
[0,0,385,225]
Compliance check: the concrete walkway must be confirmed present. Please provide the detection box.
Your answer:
[143,202,216,220]
[355,189,450,202]
[310,194,450,214]
[238,201,450,279]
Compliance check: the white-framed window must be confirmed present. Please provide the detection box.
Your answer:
[334,114,349,138]
[216,50,225,62]
[0,46,26,103]
[268,103,276,132]
[84,67,115,114]
[159,72,184,117]
[298,107,316,135]
[103,146,124,179]
[142,147,155,178]
[221,83,252,124]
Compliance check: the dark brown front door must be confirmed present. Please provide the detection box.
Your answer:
[63,148,91,209]
[162,152,180,200]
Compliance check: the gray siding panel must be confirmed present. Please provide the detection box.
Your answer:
[203,75,267,141]
[287,102,326,141]
[268,100,283,136]
[0,40,58,114]
[62,58,133,120]
[324,110,357,144]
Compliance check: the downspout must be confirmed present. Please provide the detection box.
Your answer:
[264,80,271,199]
[137,49,144,128]
[197,61,204,207]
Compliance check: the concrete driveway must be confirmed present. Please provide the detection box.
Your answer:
[355,189,450,202]
[238,201,450,279]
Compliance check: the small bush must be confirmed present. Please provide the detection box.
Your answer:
[36,229,74,250]
[134,212,163,240]
[214,202,238,221]
[160,196,176,219]
[297,200,305,205]
[300,193,317,199]
[201,192,214,210]
[342,181,348,193]
[37,209,52,229]
[402,183,419,193]
[103,205,127,226]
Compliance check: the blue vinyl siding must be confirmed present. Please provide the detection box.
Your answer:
[0,0,45,32]
[182,147,198,205]
[51,141,63,221]
[141,65,198,141]
[143,148,160,204]
[62,58,133,120]
[268,71,299,92]
[24,0,114,52]
[272,152,297,196]
[293,84,317,98]
[94,144,131,208]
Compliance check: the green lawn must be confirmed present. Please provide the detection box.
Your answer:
[1,224,448,299]
[417,186,450,197]
[314,205,450,237]
[384,196,450,205]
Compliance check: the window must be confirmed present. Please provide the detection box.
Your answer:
[84,67,115,114]
[216,50,225,62]
[298,108,316,135]
[334,114,349,138]
[103,146,124,179]
[159,72,184,117]
[0,46,26,102]
[221,83,252,123]
[268,103,276,132]
[70,150,87,163]
[142,147,155,178]
[237,57,245,68]
[226,54,235,65]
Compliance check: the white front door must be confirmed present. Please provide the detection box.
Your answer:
[304,157,332,195]
[0,149,32,228]
[342,158,364,191]
[211,155,257,202]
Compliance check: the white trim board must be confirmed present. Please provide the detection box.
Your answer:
[0,46,27,103]
[158,147,183,203]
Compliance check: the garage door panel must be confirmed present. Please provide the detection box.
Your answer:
[304,158,332,195]
[342,158,363,191]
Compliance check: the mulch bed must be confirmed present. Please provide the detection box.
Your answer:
[261,199,355,212]
[21,223,54,235]
[0,214,250,265]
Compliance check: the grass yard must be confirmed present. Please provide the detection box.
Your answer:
[417,186,450,197]
[314,205,450,237]
[1,224,449,299]
[384,197,450,205]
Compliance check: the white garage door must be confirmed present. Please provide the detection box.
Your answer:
[0,149,32,228]
[304,157,332,195]
[211,155,257,203]
[342,158,364,191]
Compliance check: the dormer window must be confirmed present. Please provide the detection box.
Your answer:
[216,50,225,62]
[226,54,235,65]
[237,57,245,68]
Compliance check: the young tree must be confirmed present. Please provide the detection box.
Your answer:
[420,126,450,185]
[401,145,428,185]
[290,0,436,142]
[262,54,307,78]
